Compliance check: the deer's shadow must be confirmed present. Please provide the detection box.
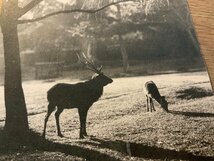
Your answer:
[1,130,214,161]
[168,110,214,117]
[0,130,120,161]
[77,137,214,161]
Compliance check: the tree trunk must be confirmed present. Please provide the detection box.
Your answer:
[87,37,98,63]
[1,20,29,137]
[119,34,129,73]
[117,5,129,73]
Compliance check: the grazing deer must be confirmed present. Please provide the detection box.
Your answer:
[144,81,168,112]
[42,54,113,139]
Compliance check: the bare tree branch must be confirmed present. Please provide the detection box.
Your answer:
[18,0,135,24]
[18,0,44,18]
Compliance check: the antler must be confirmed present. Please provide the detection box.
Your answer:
[77,52,102,74]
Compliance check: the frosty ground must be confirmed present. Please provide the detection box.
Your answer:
[0,71,213,161]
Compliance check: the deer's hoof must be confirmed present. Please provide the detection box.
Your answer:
[165,109,169,113]
[83,133,88,136]
[79,135,85,139]
[42,134,45,138]
[58,133,64,137]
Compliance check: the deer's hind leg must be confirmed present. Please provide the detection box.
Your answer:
[55,106,64,137]
[42,103,56,138]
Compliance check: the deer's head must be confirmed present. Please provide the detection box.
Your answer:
[77,53,113,86]
[160,96,168,112]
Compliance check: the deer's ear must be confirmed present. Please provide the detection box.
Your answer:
[98,65,103,72]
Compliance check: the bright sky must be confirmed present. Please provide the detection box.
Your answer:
[56,0,76,5]
[18,0,76,6]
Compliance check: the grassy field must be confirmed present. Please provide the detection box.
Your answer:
[0,71,213,161]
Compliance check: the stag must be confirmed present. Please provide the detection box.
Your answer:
[144,81,168,112]
[42,54,113,139]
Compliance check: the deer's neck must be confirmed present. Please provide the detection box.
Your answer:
[83,80,103,102]
[150,92,162,104]
[154,97,162,104]
[85,79,104,93]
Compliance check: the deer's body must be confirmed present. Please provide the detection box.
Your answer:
[47,81,103,109]
[145,81,168,112]
[42,54,113,139]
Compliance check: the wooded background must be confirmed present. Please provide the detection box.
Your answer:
[0,0,212,86]
[188,0,214,89]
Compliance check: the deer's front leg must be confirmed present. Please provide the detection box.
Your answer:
[146,95,149,112]
[149,97,153,112]
[82,109,89,136]
[78,108,88,139]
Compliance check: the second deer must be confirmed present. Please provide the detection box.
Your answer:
[144,81,168,112]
